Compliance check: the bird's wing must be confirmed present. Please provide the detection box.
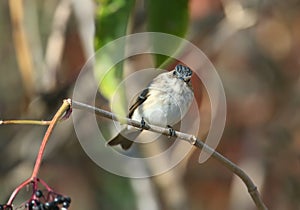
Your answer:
[128,88,149,118]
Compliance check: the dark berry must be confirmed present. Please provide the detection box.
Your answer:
[0,205,3,210]
[64,196,71,204]
[28,200,35,209]
[44,202,54,209]
[62,201,70,208]
[35,190,43,198]
[53,195,63,204]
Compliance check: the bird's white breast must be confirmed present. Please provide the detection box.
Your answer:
[131,72,194,127]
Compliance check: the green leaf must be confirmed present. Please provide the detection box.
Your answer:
[94,0,135,116]
[95,0,135,49]
[147,0,189,68]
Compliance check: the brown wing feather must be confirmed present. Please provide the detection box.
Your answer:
[107,88,150,150]
[128,88,149,118]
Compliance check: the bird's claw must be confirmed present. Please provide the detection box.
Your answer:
[140,117,146,131]
[167,125,176,137]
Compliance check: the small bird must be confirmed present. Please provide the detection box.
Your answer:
[107,64,194,150]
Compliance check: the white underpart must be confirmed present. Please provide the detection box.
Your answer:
[131,71,194,127]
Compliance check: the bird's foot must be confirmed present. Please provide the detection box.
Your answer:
[140,117,146,131]
[167,125,176,137]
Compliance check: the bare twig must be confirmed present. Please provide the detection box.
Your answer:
[0,120,51,126]
[31,99,72,178]
[71,100,267,210]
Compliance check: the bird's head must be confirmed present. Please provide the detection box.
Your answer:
[173,64,193,82]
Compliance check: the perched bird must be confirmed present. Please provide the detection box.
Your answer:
[107,64,194,150]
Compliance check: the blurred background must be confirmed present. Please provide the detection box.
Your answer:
[1,0,300,209]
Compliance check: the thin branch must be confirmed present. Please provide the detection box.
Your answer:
[31,99,72,178]
[0,120,51,126]
[7,178,31,205]
[71,100,267,210]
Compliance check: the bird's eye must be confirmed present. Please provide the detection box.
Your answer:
[173,71,176,76]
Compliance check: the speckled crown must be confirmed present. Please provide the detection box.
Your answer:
[174,64,192,80]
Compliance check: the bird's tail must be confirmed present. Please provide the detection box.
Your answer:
[107,129,140,150]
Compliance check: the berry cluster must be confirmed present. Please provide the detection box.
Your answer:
[25,190,71,210]
[1,190,71,210]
